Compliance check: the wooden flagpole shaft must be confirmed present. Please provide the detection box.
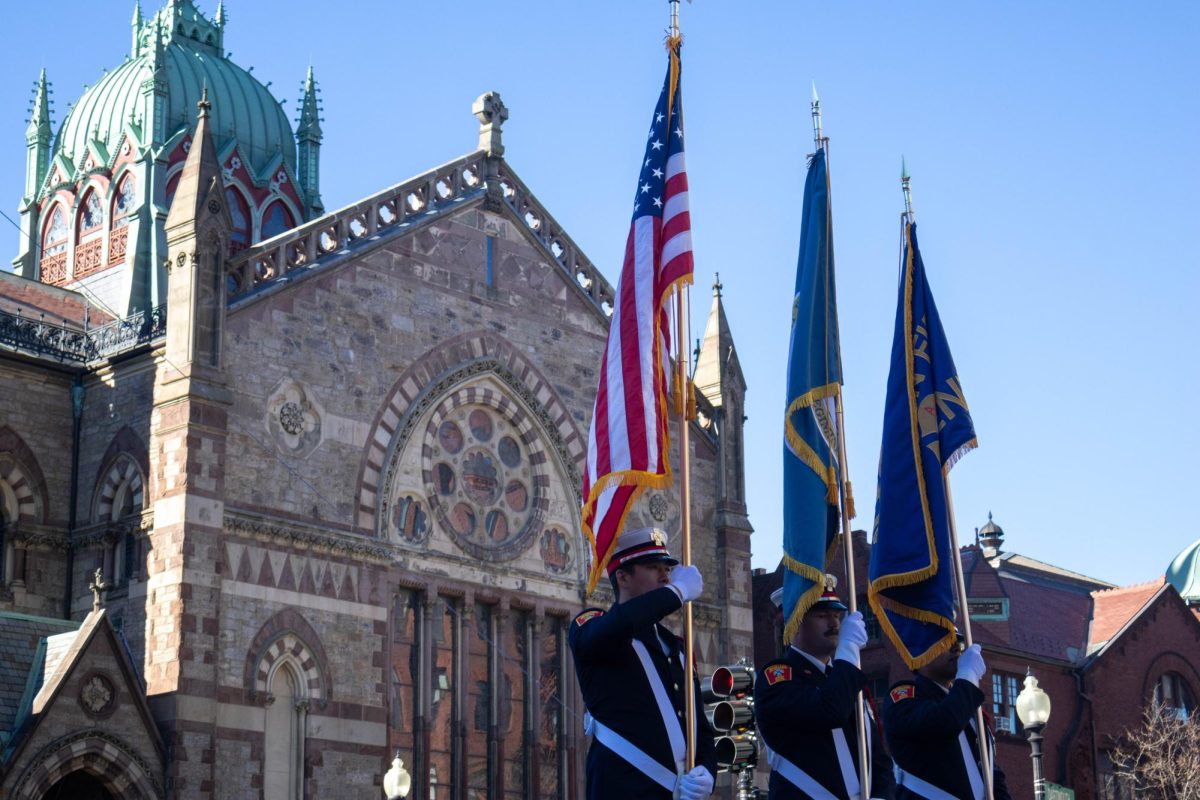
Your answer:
[944,476,995,800]
[834,392,870,800]
[675,286,696,772]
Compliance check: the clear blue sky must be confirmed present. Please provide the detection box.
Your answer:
[4,2,1197,587]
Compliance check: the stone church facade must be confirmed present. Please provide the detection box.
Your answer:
[0,3,753,799]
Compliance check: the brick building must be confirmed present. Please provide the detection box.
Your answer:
[752,521,1200,799]
[0,3,754,798]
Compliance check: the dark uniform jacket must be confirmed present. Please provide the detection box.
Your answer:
[569,587,717,799]
[883,674,1011,800]
[755,647,895,799]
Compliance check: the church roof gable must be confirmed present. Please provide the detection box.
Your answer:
[226,149,617,330]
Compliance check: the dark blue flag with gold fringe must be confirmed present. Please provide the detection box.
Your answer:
[782,148,844,644]
[868,220,977,669]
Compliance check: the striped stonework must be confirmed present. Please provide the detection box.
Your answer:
[0,456,39,523]
[93,454,144,522]
[10,730,163,799]
[355,330,585,534]
[245,607,331,707]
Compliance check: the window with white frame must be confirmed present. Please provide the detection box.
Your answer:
[991,671,1021,734]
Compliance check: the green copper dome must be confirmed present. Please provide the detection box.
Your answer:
[1167,538,1200,603]
[54,1,293,177]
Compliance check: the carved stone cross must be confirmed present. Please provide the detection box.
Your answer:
[473,91,508,157]
[89,567,110,612]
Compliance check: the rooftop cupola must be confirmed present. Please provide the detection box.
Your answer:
[977,511,1005,559]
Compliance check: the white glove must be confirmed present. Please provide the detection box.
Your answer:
[675,765,714,800]
[834,611,868,666]
[668,565,704,603]
[955,643,986,687]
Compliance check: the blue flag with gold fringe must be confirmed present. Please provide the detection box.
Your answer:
[868,220,977,669]
[782,148,844,644]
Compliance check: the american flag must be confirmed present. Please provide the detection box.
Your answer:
[582,42,693,592]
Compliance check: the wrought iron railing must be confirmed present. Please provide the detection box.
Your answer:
[0,304,165,364]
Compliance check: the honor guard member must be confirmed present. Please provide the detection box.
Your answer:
[883,637,1012,800]
[755,576,895,800]
[569,527,717,800]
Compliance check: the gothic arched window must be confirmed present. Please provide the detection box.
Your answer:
[226,188,251,253]
[260,201,295,240]
[263,658,307,799]
[74,189,105,278]
[77,189,103,239]
[112,174,136,229]
[42,205,67,256]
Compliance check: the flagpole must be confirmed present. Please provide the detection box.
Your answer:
[816,86,870,800]
[903,166,994,800]
[945,481,995,800]
[667,0,697,773]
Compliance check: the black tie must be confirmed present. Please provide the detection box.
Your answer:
[825,664,833,678]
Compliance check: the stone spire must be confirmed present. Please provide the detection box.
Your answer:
[694,274,749,512]
[296,65,323,219]
[131,1,143,56]
[164,88,231,373]
[694,273,745,411]
[214,0,225,27]
[24,69,52,200]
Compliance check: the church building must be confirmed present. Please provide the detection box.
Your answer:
[0,3,754,798]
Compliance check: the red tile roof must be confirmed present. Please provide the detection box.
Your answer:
[1088,578,1166,651]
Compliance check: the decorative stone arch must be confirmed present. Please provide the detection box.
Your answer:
[0,426,49,524]
[245,608,331,707]
[355,330,586,535]
[1140,649,1200,707]
[92,453,146,523]
[9,730,163,800]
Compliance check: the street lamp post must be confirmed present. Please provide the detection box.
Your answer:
[383,750,412,799]
[1015,670,1052,800]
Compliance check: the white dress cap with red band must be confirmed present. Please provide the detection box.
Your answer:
[606,526,679,574]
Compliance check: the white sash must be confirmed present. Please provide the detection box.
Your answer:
[585,713,678,792]
[766,745,840,800]
[894,766,962,800]
[895,718,993,800]
[630,638,687,775]
[581,635,689,791]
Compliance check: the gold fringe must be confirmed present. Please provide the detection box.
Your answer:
[784,384,840,504]
[780,553,828,646]
[867,589,957,670]
[942,438,978,475]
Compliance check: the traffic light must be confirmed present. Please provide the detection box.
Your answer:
[703,660,758,773]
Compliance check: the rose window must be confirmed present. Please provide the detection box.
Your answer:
[423,397,547,560]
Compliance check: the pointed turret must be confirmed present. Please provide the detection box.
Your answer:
[694,274,746,410]
[164,89,232,373]
[24,69,52,199]
[694,274,749,513]
[295,66,324,219]
[131,2,142,55]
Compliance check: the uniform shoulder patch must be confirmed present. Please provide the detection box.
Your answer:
[889,682,916,703]
[763,662,792,685]
[574,609,604,627]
